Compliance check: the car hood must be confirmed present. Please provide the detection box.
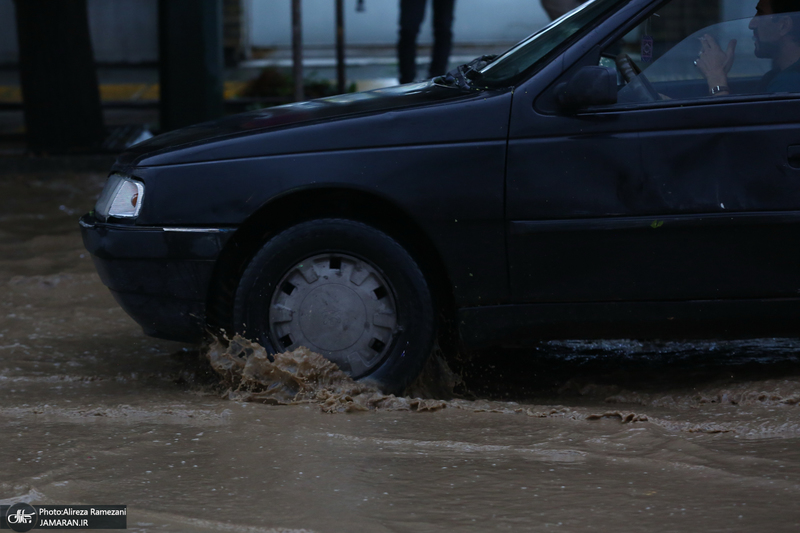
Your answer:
[115,80,476,168]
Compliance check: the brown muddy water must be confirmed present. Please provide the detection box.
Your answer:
[2,171,800,532]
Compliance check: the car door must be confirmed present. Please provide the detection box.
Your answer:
[505,6,800,305]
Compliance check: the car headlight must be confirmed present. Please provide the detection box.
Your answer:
[95,174,145,219]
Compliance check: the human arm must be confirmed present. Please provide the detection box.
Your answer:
[695,34,737,96]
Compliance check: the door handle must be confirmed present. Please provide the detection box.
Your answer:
[788,145,800,169]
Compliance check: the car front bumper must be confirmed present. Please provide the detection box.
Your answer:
[80,213,233,343]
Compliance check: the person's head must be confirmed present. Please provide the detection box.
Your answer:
[749,0,800,58]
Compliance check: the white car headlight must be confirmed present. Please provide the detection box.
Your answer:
[95,174,145,219]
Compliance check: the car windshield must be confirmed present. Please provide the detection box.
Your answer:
[478,0,632,86]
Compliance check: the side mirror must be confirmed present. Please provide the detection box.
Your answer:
[555,66,617,111]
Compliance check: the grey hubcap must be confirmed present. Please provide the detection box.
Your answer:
[268,253,398,377]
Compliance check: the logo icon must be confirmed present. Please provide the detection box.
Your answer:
[5,503,37,532]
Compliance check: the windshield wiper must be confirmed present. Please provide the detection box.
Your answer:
[437,55,498,89]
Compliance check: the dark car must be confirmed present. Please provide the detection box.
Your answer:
[81,0,800,394]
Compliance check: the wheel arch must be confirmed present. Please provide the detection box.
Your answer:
[205,186,456,340]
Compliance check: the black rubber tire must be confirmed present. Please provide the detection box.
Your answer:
[233,219,436,395]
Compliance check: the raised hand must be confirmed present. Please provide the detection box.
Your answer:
[695,33,737,93]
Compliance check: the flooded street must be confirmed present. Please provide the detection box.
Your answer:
[3,171,800,532]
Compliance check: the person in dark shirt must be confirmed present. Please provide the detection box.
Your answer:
[398,0,456,84]
[696,0,800,95]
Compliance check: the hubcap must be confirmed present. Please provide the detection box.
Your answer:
[268,253,398,377]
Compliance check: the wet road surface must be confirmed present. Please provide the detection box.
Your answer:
[2,171,800,532]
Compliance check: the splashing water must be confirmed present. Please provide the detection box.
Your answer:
[205,335,449,413]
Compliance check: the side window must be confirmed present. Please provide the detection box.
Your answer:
[600,0,800,105]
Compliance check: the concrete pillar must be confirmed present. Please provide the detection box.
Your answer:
[158,0,224,131]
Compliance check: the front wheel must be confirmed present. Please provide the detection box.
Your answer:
[233,219,436,395]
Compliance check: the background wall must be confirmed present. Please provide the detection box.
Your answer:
[0,0,750,64]
[0,0,18,63]
[247,0,550,48]
[0,0,549,65]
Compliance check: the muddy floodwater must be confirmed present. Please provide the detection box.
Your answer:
[3,171,800,532]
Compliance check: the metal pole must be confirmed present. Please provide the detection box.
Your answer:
[292,0,304,101]
[335,0,346,94]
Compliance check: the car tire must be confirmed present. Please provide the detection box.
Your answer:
[233,218,436,395]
